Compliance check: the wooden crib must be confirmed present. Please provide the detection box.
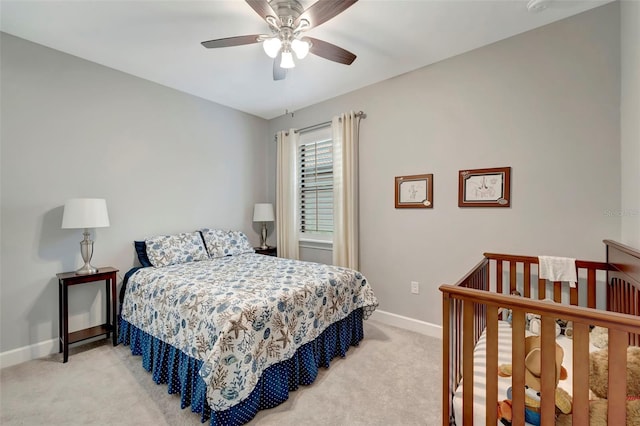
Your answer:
[440,240,640,425]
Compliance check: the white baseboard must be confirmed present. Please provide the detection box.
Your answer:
[1,338,58,369]
[2,311,440,368]
[369,309,442,339]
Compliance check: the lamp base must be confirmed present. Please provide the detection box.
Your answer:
[260,222,268,250]
[76,229,97,275]
[76,263,98,275]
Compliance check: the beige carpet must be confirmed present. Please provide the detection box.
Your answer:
[0,320,441,425]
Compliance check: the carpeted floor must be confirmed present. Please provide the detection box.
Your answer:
[0,320,441,425]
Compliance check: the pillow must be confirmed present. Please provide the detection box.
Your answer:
[145,232,209,267]
[134,241,152,267]
[200,229,255,258]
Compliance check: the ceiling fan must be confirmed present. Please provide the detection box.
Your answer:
[201,0,358,81]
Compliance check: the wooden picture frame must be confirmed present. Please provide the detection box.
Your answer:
[395,174,433,208]
[458,167,511,207]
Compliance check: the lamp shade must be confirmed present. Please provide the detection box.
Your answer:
[263,37,282,58]
[291,38,310,59]
[62,198,110,229]
[253,203,274,222]
[280,50,295,69]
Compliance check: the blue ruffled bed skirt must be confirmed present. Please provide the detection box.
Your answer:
[118,308,365,425]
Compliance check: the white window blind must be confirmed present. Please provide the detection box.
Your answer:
[298,127,333,235]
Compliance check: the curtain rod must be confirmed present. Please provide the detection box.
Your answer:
[278,111,366,138]
[297,120,331,134]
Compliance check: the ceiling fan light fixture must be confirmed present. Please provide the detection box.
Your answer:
[263,37,282,58]
[280,50,296,68]
[201,0,359,81]
[291,38,310,59]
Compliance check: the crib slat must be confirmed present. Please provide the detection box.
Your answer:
[511,309,526,426]
[538,278,546,300]
[587,268,596,308]
[608,329,627,425]
[636,289,640,345]
[554,281,562,303]
[510,261,517,293]
[486,307,498,426]
[442,293,451,426]
[462,301,474,425]
[626,281,632,319]
[572,322,590,425]
[540,316,557,425]
[454,299,461,385]
[524,263,531,298]
[497,261,503,294]
[570,285,578,305]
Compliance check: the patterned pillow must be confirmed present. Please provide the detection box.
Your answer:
[145,232,209,267]
[200,229,255,258]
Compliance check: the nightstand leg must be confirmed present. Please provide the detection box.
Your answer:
[62,282,69,363]
[58,280,63,354]
[111,275,117,346]
[105,279,111,340]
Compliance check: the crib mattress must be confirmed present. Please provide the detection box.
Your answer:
[452,321,595,425]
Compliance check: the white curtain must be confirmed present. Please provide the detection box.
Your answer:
[276,129,300,260]
[332,112,360,269]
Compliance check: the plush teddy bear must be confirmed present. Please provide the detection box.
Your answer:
[497,335,572,425]
[589,326,608,349]
[556,346,640,426]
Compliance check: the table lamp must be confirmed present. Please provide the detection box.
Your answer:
[253,203,274,250]
[62,198,110,275]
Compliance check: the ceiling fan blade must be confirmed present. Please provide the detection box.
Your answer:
[295,0,358,30]
[201,35,261,49]
[273,53,287,81]
[306,37,356,65]
[245,0,278,21]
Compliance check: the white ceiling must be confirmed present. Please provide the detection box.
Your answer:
[0,0,613,120]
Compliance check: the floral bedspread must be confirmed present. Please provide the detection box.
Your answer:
[120,253,378,411]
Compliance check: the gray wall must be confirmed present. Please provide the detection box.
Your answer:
[1,1,631,358]
[268,3,622,326]
[621,0,640,248]
[0,33,269,354]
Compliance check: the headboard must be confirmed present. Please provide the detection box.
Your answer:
[605,239,640,345]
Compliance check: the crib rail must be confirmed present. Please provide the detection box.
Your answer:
[483,253,608,306]
[441,240,640,426]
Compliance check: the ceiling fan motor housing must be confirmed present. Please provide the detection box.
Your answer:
[270,0,305,26]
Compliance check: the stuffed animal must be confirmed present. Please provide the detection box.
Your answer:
[497,335,572,425]
[524,298,572,337]
[590,326,608,348]
[527,313,562,337]
[556,346,640,426]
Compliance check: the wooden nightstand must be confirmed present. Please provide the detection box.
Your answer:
[56,267,119,363]
[254,246,277,257]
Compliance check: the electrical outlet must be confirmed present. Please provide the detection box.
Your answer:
[411,281,419,294]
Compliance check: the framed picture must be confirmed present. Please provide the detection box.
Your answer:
[458,167,511,207]
[395,174,433,208]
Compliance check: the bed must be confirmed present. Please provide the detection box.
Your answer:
[118,229,378,425]
[440,240,640,425]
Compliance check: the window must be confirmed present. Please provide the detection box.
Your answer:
[298,126,333,239]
